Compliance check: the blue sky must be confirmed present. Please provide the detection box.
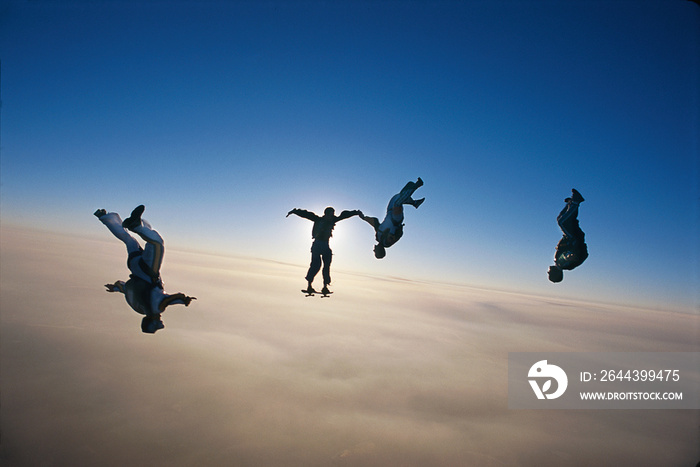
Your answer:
[1,0,698,311]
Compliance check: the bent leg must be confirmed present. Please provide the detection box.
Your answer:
[393,179,423,207]
[557,203,584,243]
[99,212,141,255]
[132,220,165,276]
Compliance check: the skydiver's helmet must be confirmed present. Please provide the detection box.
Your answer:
[548,265,563,283]
[324,207,335,217]
[374,243,386,259]
[141,315,165,334]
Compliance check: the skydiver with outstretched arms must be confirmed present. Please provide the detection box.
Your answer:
[94,205,195,333]
[360,177,424,259]
[286,206,363,295]
[548,189,588,283]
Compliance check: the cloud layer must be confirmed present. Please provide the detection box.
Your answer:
[1,226,698,466]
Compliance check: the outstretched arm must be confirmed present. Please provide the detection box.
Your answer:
[157,293,196,312]
[336,210,363,222]
[286,208,318,221]
[105,281,126,294]
[359,213,379,231]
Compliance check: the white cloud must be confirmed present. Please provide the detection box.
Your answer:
[1,226,698,466]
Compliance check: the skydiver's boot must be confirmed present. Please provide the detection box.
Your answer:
[416,177,424,188]
[571,189,585,204]
[413,197,425,208]
[122,205,145,231]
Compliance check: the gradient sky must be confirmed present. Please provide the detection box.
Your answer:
[1,0,698,311]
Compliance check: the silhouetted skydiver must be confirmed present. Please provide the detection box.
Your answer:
[286,206,363,294]
[360,178,424,259]
[94,205,195,333]
[548,189,588,283]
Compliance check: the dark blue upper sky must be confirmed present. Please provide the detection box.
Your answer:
[1,0,698,310]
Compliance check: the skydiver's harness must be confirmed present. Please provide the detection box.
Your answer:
[377,218,404,245]
[555,235,588,270]
[126,249,164,315]
[127,249,162,284]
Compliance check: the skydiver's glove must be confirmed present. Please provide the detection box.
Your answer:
[94,209,107,218]
[104,281,125,293]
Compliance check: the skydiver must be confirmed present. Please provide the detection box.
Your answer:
[286,206,363,295]
[360,177,424,259]
[548,189,588,283]
[94,205,195,333]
